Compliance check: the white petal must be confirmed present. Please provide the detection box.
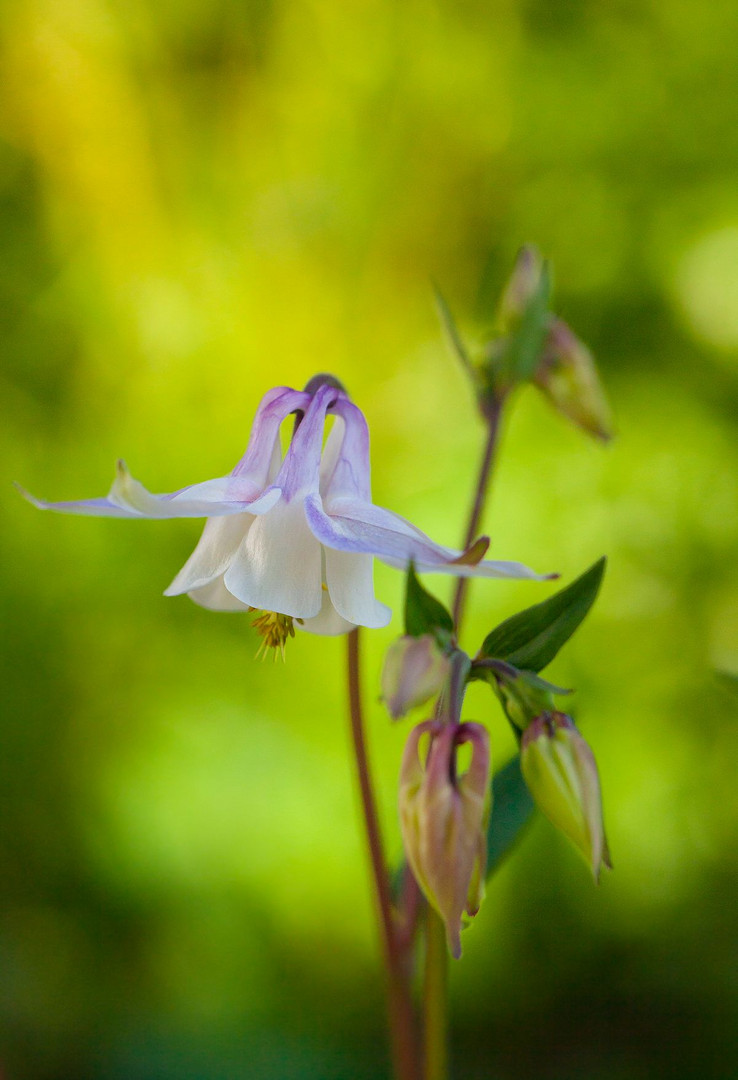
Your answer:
[298,587,356,636]
[187,576,252,612]
[109,461,282,518]
[164,514,252,596]
[223,498,323,618]
[324,548,391,629]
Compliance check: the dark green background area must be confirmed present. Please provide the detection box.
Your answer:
[2,1,737,1077]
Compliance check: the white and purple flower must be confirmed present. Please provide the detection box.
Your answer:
[22,379,546,644]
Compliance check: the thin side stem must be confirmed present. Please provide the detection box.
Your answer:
[423,909,449,1080]
[424,394,506,1080]
[347,628,419,1080]
[451,397,504,631]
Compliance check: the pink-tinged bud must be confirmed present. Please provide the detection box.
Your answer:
[398,721,491,958]
[498,245,545,329]
[535,318,613,442]
[521,713,611,881]
[382,635,451,721]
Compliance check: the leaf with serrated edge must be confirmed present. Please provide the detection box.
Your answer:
[486,755,536,878]
[479,556,606,673]
[405,562,454,638]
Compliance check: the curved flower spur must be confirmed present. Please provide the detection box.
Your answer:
[20,377,546,652]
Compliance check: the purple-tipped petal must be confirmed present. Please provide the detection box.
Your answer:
[17,484,135,518]
[18,386,307,523]
[304,493,546,579]
[320,398,372,501]
[25,460,284,521]
[231,387,309,482]
[109,461,284,518]
[276,384,347,500]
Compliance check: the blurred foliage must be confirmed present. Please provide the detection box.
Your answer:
[2,0,738,1077]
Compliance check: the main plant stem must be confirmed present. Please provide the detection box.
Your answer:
[423,909,448,1080]
[347,628,419,1080]
[423,394,506,1080]
[452,397,504,630]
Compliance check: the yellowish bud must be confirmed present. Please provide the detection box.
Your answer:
[535,318,613,442]
[521,712,611,881]
[381,635,451,720]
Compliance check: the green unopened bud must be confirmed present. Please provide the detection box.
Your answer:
[521,712,611,881]
[498,245,545,331]
[399,721,491,958]
[490,663,560,731]
[382,635,451,721]
[535,318,613,441]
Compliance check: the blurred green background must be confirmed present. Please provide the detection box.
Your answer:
[2,0,738,1077]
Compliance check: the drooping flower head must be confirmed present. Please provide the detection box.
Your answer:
[399,719,491,958]
[21,378,546,650]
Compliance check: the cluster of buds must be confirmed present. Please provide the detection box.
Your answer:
[398,720,491,958]
[499,245,613,441]
[521,711,611,881]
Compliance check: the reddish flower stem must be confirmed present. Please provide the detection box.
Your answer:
[347,628,420,1080]
[451,397,504,631]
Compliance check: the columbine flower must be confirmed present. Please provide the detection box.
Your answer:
[21,379,544,648]
[399,720,491,958]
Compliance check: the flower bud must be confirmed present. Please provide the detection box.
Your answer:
[489,663,559,732]
[521,712,611,881]
[399,721,491,958]
[498,245,545,330]
[535,318,613,441]
[382,635,451,720]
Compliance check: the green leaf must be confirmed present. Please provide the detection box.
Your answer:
[486,755,536,878]
[433,283,474,375]
[405,562,454,639]
[500,262,551,382]
[479,556,606,672]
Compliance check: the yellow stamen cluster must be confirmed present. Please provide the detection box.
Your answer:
[251,609,298,660]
